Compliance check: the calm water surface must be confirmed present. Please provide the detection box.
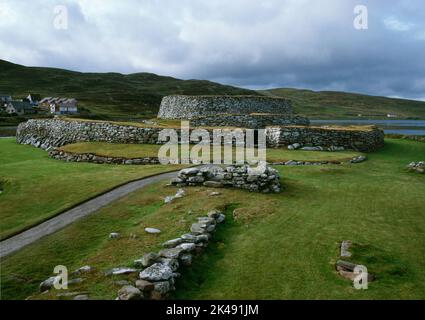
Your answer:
[310,120,425,136]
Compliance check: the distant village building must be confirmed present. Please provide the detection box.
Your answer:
[39,97,52,105]
[49,98,78,114]
[5,101,36,115]
[387,114,398,118]
[0,94,12,106]
[40,97,78,114]
[26,93,41,106]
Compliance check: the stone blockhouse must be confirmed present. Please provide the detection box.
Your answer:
[158,95,309,128]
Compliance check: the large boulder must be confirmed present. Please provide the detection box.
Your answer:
[158,258,180,272]
[159,247,185,259]
[139,263,174,282]
[162,238,184,248]
[190,223,206,235]
[177,243,196,252]
[39,276,60,292]
[179,168,200,176]
[117,285,143,300]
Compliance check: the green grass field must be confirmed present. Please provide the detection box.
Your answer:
[1,138,424,300]
[59,141,361,163]
[0,138,185,240]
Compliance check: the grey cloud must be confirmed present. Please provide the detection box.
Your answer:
[0,0,424,100]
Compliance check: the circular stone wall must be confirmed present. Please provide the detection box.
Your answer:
[158,95,293,119]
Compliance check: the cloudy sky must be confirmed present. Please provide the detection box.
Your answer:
[0,0,424,100]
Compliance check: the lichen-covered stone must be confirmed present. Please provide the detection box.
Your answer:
[159,247,185,259]
[162,238,183,248]
[139,263,174,282]
[177,243,196,252]
[158,258,180,272]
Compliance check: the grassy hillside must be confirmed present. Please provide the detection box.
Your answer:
[1,59,424,121]
[0,59,257,119]
[261,88,425,119]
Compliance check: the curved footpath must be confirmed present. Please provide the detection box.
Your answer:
[0,170,181,258]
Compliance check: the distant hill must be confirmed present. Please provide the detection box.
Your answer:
[260,88,425,119]
[0,59,257,119]
[1,59,424,120]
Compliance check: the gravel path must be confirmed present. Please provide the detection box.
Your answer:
[0,170,180,258]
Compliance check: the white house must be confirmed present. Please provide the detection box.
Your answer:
[50,98,78,114]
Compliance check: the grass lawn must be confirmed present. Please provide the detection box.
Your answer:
[59,141,362,163]
[0,138,185,240]
[1,138,424,300]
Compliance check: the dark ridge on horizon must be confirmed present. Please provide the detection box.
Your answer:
[1,59,424,119]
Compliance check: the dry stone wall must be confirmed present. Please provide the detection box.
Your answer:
[191,114,309,128]
[48,149,161,165]
[118,209,227,300]
[266,126,384,152]
[158,95,293,119]
[170,164,281,193]
[16,119,163,150]
[17,119,384,153]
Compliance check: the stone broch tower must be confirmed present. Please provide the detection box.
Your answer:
[158,95,310,128]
